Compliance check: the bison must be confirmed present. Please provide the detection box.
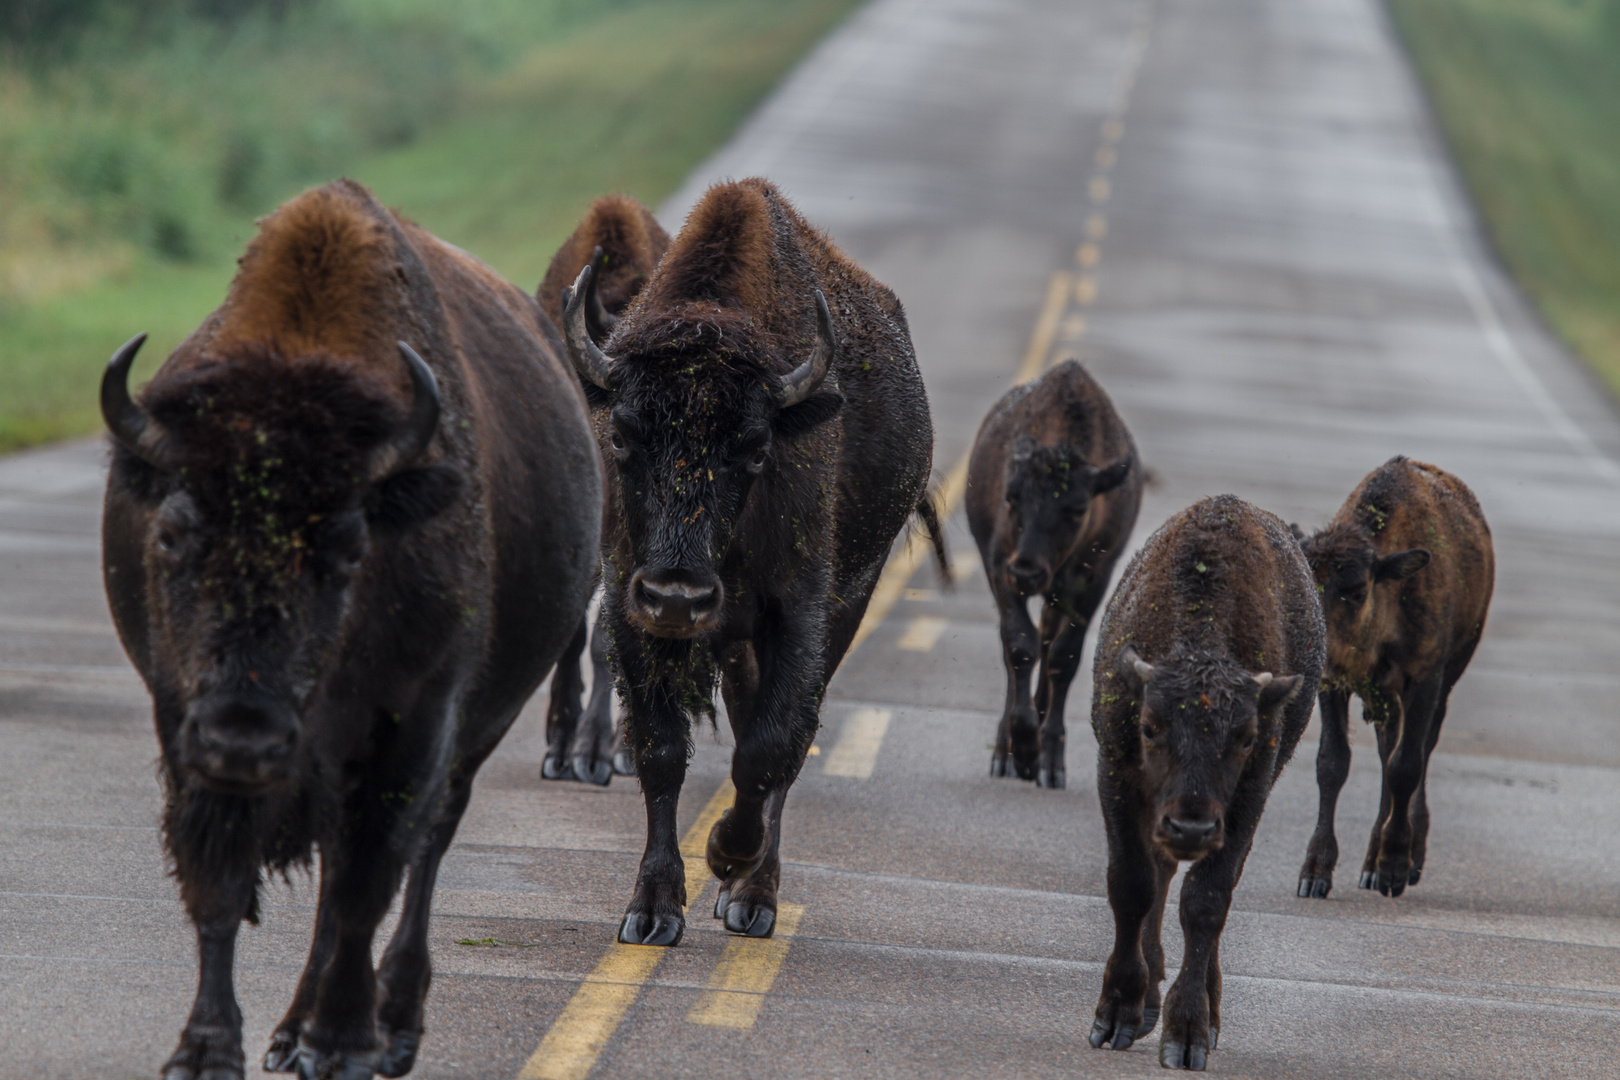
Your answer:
[100,180,601,1080]
[1088,495,1324,1070]
[560,177,944,945]
[966,358,1139,788]
[536,194,670,785]
[1294,457,1494,899]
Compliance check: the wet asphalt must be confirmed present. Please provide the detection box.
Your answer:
[2,0,1617,1077]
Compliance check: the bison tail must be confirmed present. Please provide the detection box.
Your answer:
[915,493,952,588]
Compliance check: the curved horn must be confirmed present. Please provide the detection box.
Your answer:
[367,342,442,482]
[562,264,619,391]
[585,245,619,341]
[770,289,836,409]
[100,333,173,469]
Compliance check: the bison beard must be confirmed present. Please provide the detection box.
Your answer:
[564,178,940,947]
[100,180,600,1080]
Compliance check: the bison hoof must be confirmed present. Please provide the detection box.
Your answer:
[264,1031,300,1073]
[619,912,683,947]
[713,889,729,919]
[1159,1038,1208,1071]
[1088,1016,1137,1052]
[294,1042,380,1080]
[1137,1006,1160,1039]
[571,755,611,786]
[1035,766,1065,790]
[1368,867,1408,897]
[1406,866,1422,886]
[1358,870,1374,890]
[540,755,571,781]
[990,753,1012,778]
[612,749,637,776]
[376,1030,419,1079]
[723,900,776,938]
[1297,876,1332,899]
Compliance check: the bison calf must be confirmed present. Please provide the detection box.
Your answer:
[1295,456,1494,899]
[966,359,1139,788]
[1090,495,1323,1070]
[538,194,671,785]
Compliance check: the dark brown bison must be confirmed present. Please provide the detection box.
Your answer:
[1294,457,1493,899]
[100,180,601,1080]
[966,358,1139,789]
[1089,495,1323,1070]
[537,194,670,785]
[561,178,944,945]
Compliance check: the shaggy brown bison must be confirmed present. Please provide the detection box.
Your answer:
[537,194,671,785]
[1089,495,1324,1070]
[100,180,601,1080]
[966,358,1139,788]
[561,177,944,946]
[1294,457,1494,899]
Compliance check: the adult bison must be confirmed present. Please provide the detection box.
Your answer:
[966,358,1140,789]
[1294,457,1494,899]
[1089,495,1324,1070]
[561,178,943,945]
[100,180,601,1080]
[536,194,670,785]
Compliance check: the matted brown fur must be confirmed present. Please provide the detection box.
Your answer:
[537,193,670,328]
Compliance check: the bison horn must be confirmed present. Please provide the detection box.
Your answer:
[585,246,620,340]
[770,290,836,409]
[1118,644,1155,687]
[367,342,442,482]
[563,264,619,392]
[101,333,174,470]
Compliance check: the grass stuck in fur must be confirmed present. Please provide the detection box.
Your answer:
[0,0,858,451]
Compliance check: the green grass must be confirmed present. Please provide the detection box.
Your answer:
[1390,0,1620,396]
[0,0,858,450]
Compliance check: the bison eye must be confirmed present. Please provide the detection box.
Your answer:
[156,530,178,552]
[1343,587,1368,605]
[609,430,630,460]
[746,446,769,475]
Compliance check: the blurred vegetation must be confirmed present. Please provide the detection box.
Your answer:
[0,0,857,450]
[1391,0,1620,398]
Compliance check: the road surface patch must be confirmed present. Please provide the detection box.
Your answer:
[685,903,808,1029]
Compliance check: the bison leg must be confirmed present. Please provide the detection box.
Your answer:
[1298,689,1352,898]
[1090,798,1160,1052]
[165,909,250,1080]
[1358,689,1399,891]
[991,579,1040,780]
[264,855,339,1073]
[542,620,588,781]
[570,611,618,786]
[1134,850,1176,1039]
[1368,673,1443,897]
[1406,684,1452,887]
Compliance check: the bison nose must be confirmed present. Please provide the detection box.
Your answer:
[183,696,298,792]
[1007,554,1051,593]
[1161,815,1219,845]
[629,569,723,637]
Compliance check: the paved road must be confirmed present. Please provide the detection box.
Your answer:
[3,0,1617,1077]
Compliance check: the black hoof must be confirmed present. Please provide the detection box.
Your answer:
[295,1042,380,1080]
[1371,870,1406,897]
[1407,866,1422,886]
[713,889,729,920]
[1138,1007,1160,1038]
[376,1031,419,1079]
[1358,870,1374,890]
[1013,758,1038,781]
[571,756,611,786]
[164,1069,241,1080]
[618,912,683,947]
[540,755,571,781]
[1088,1017,1136,1051]
[990,754,1011,778]
[1036,767,1066,789]
[264,1031,300,1073]
[1297,876,1331,899]
[1209,1026,1219,1051]
[612,749,637,777]
[1159,1039,1207,1070]
[723,901,775,938]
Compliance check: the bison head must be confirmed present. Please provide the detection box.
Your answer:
[1297,522,1429,682]
[1001,437,1130,595]
[1116,644,1302,862]
[562,265,842,639]
[103,335,459,794]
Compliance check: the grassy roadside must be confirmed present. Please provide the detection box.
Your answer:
[0,0,859,450]
[1389,0,1620,398]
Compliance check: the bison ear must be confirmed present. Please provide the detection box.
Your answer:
[1374,548,1430,581]
[1117,644,1154,690]
[366,462,463,533]
[772,389,843,440]
[1253,671,1303,713]
[1289,522,1307,544]
[1089,456,1132,495]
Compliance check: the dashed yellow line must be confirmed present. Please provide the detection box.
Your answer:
[896,615,948,652]
[1011,270,1076,386]
[822,708,893,779]
[684,904,808,1029]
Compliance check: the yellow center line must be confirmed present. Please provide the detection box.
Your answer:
[896,614,949,652]
[684,903,808,1030]
[518,781,735,1080]
[822,708,893,779]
